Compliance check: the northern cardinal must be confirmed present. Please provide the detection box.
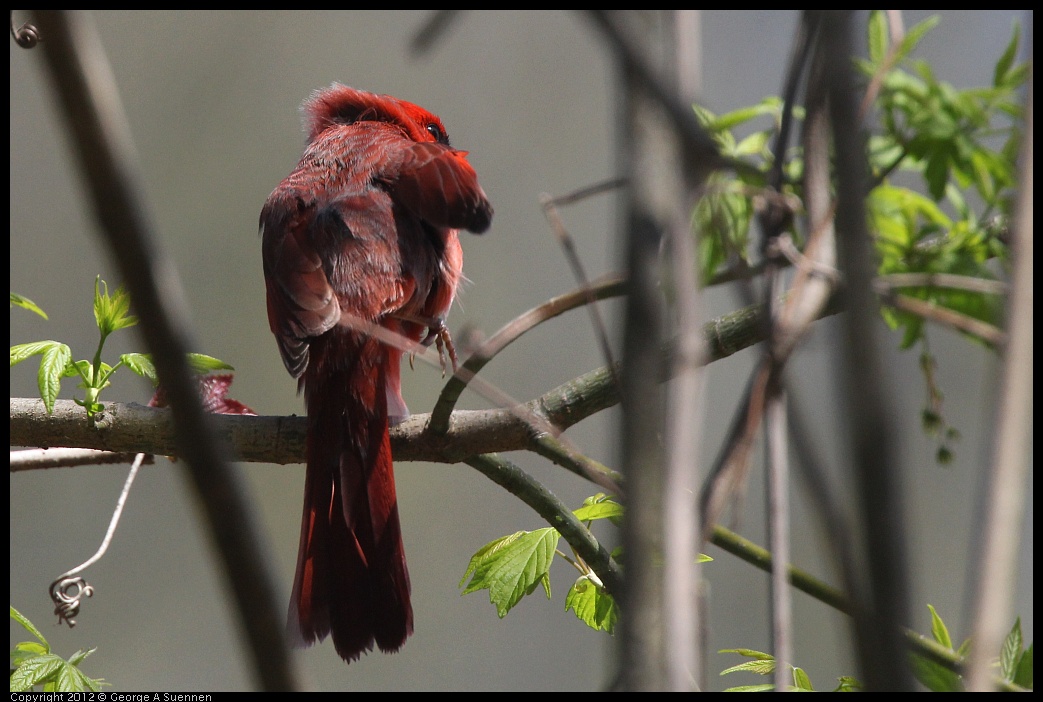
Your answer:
[261,84,492,662]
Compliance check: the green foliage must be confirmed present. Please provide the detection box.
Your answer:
[909,604,971,691]
[461,493,710,634]
[9,606,108,692]
[691,12,1026,466]
[691,97,798,283]
[719,648,857,692]
[717,607,1033,692]
[855,11,1023,364]
[909,605,1033,691]
[10,276,232,416]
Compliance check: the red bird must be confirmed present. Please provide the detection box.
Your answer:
[261,84,492,662]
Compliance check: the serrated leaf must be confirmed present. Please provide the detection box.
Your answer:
[720,658,776,677]
[11,644,47,668]
[459,531,525,587]
[10,340,61,367]
[565,574,618,633]
[9,652,66,691]
[460,528,559,618]
[66,647,96,667]
[719,648,775,661]
[121,353,158,384]
[11,292,49,319]
[39,343,72,414]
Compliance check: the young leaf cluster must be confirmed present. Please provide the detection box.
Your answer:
[909,605,1033,692]
[10,276,232,417]
[718,605,1032,691]
[10,606,108,692]
[861,12,1024,350]
[691,14,1026,464]
[718,647,860,692]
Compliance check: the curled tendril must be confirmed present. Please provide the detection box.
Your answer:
[50,575,95,627]
[10,13,40,48]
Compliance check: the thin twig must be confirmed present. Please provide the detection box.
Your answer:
[874,289,1007,347]
[540,182,624,381]
[429,273,627,434]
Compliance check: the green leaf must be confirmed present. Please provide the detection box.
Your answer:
[65,647,95,668]
[9,652,67,691]
[899,17,941,67]
[120,353,158,384]
[10,340,60,367]
[709,98,782,133]
[572,500,624,522]
[186,352,235,373]
[723,683,775,692]
[66,359,92,381]
[910,652,963,692]
[834,676,863,692]
[10,606,50,651]
[993,21,1021,88]
[719,648,775,661]
[928,604,954,649]
[1000,617,1023,681]
[39,342,72,414]
[734,130,771,158]
[10,292,49,319]
[720,658,776,677]
[792,666,814,691]
[719,648,777,679]
[867,10,888,65]
[693,175,754,281]
[10,641,48,668]
[460,528,559,618]
[1013,642,1032,688]
[565,574,618,633]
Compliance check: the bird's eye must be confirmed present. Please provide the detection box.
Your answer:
[426,123,449,145]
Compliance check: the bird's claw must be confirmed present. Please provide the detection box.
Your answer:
[426,320,458,377]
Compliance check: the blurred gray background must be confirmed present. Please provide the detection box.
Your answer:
[10,10,1032,691]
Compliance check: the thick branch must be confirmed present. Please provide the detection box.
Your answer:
[12,297,835,468]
